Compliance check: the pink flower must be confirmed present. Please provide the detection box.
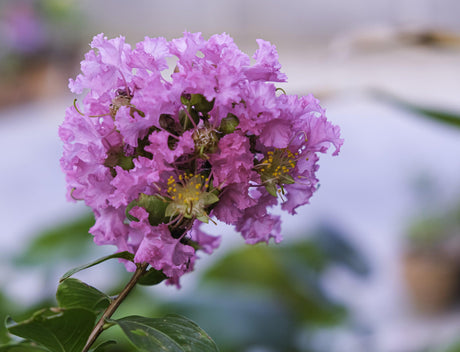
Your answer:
[209,132,255,187]
[60,32,342,286]
[132,209,195,285]
[69,34,132,98]
[243,39,287,82]
[189,223,221,255]
[212,183,256,224]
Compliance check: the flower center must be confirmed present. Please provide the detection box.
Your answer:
[165,174,219,223]
[110,89,145,118]
[257,149,298,196]
[192,127,219,158]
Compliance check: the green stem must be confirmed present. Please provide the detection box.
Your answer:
[82,262,149,352]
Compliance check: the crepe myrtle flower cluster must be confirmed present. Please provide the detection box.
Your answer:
[59,32,342,285]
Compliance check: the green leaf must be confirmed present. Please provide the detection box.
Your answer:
[138,268,168,286]
[59,252,134,282]
[111,314,219,352]
[56,279,111,313]
[0,342,50,351]
[91,340,116,352]
[7,308,96,352]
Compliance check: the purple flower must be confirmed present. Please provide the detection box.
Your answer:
[131,208,195,284]
[60,32,342,286]
[243,39,287,82]
[1,3,46,54]
[212,183,256,225]
[209,132,255,187]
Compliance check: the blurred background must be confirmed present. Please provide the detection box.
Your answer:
[1,0,460,351]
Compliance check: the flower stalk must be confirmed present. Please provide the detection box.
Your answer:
[82,262,149,352]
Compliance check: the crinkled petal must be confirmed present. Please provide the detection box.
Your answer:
[243,39,287,82]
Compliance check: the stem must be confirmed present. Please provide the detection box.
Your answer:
[82,262,149,352]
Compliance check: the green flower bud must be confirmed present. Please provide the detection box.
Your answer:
[219,113,240,134]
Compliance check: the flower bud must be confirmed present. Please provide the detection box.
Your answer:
[219,113,239,134]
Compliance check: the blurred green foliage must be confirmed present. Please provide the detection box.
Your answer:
[445,340,460,352]
[2,276,219,352]
[1,212,370,352]
[408,202,460,247]
[373,90,460,129]
[14,213,96,267]
[157,226,369,352]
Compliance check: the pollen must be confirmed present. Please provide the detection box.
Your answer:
[164,173,219,222]
[256,148,297,197]
[258,149,296,179]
